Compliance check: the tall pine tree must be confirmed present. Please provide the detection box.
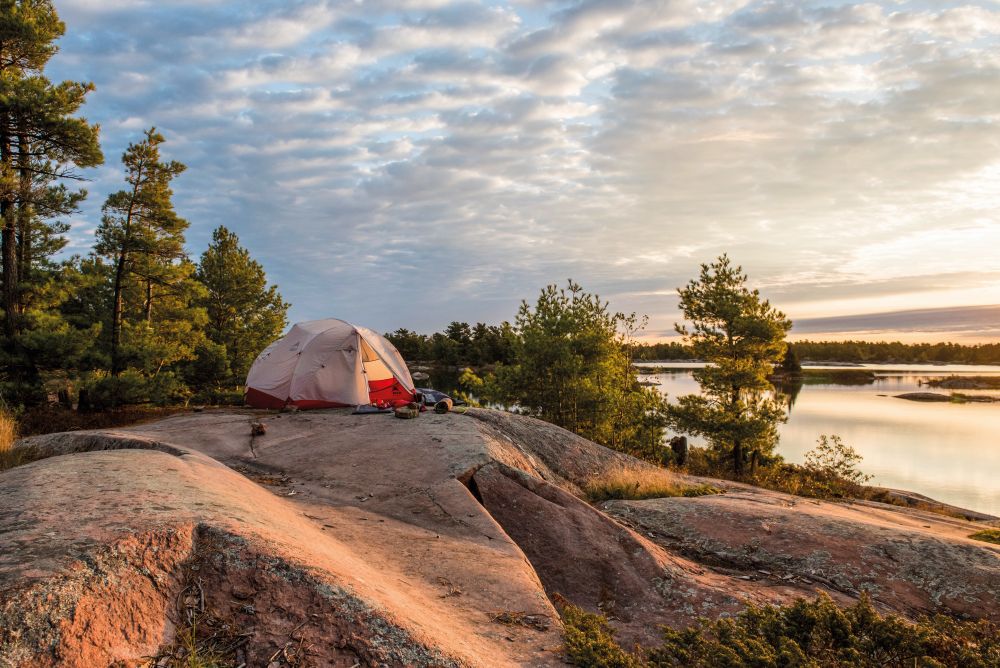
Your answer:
[668,256,792,476]
[94,128,194,377]
[196,226,288,383]
[0,0,102,338]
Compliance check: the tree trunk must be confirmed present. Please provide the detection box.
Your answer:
[1,219,15,338]
[77,387,91,412]
[16,128,30,311]
[730,383,743,475]
[1,113,15,338]
[144,279,153,324]
[230,336,239,382]
[111,163,144,375]
[110,249,127,375]
[15,204,28,301]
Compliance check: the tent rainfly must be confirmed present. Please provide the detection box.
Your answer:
[245,319,416,409]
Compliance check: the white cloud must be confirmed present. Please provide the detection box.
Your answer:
[45,0,1000,337]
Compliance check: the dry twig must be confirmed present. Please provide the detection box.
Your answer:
[487,610,551,632]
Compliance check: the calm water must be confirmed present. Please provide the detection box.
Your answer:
[637,363,1000,516]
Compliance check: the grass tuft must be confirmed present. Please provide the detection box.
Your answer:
[0,407,25,471]
[584,467,719,503]
[970,529,1000,545]
[172,617,225,668]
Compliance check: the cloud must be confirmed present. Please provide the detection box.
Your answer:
[792,304,1000,340]
[45,0,1000,339]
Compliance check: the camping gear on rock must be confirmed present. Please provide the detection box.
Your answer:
[394,402,421,419]
[246,318,417,409]
[434,399,453,414]
[416,387,466,406]
[352,404,393,415]
[416,387,450,405]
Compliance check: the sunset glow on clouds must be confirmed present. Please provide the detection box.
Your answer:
[50,0,1000,340]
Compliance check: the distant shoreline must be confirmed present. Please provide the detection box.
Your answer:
[634,359,1000,369]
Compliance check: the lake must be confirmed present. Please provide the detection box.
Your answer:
[637,363,1000,516]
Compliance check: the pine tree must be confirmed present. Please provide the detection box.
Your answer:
[0,0,102,338]
[17,258,102,373]
[116,258,206,376]
[487,280,668,458]
[94,128,186,375]
[668,255,792,476]
[195,226,288,383]
[87,128,205,407]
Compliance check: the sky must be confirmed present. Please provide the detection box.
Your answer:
[46,0,1000,342]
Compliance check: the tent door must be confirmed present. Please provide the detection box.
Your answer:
[359,337,412,405]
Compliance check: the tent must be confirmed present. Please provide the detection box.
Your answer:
[245,319,416,409]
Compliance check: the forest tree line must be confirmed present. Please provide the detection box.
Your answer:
[389,328,1000,367]
[386,322,518,368]
[0,3,287,409]
[633,339,1000,366]
[783,340,1000,365]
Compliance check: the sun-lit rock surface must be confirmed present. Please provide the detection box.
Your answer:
[2,408,998,666]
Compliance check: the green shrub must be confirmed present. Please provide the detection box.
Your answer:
[190,387,244,406]
[683,435,872,501]
[681,485,719,498]
[560,593,1000,668]
[560,599,645,668]
[0,379,47,407]
[84,370,191,409]
[970,529,1000,545]
[183,341,231,390]
[801,434,872,496]
[680,444,716,477]
[481,281,669,459]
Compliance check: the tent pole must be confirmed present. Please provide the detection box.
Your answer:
[359,333,372,405]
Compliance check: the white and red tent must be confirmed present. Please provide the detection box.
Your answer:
[245,319,416,409]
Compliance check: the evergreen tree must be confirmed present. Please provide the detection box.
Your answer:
[780,345,802,373]
[385,328,428,361]
[0,0,102,337]
[17,259,102,373]
[195,225,288,382]
[668,255,792,475]
[487,280,668,458]
[116,258,205,376]
[94,128,186,375]
[429,331,460,367]
[470,321,517,366]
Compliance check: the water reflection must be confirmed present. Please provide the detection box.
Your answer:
[774,378,803,410]
[639,363,1000,516]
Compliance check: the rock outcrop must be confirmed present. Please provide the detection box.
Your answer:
[603,486,1000,622]
[1,408,998,666]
